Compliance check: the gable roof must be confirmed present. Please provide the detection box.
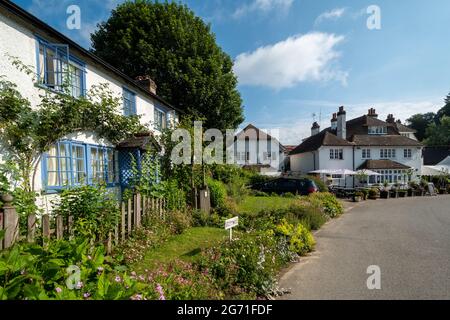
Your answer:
[346,115,398,137]
[395,122,417,133]
[351,135,423,147]
[235,124,285,149]
[357,160,411,170]
[290,130,353,155]
[0,0,182,114]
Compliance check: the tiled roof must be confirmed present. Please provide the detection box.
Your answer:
[395,122,417,133]
[357,160,411,170]
[351,135,423,147]
[290,130,353,155]
[117,132,161,151]
[346,115,398,137]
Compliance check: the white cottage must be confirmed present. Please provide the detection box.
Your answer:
[234,124,287,176]
[290,107,423,187]
[0,1,180,210]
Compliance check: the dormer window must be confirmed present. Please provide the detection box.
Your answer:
[368,126,387,135]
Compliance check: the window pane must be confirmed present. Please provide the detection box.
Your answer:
[47,172,58,187]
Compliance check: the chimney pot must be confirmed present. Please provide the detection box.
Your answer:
[135,75,157,95]
[311,122,320,136]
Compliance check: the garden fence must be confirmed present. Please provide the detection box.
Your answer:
[0,193,167,254]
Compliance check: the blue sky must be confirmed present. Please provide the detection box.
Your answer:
[12,0,450,144]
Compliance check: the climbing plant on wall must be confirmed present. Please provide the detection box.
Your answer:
[0,59,145,194]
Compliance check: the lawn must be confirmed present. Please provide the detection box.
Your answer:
[237,196,299,213]
[132,227,228,271]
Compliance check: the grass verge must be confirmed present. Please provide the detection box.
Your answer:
[132,227,228,271]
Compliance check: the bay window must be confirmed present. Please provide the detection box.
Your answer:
[43,141,119,191]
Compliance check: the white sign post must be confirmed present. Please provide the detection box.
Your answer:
[225,217,239,241]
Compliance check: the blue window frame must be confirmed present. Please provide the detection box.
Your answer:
[36,37,86,98]
[123,88,137,116]
[42,141,119,192]
[154,107,167,131]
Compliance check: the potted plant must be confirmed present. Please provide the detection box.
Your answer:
[353,191,363,202]
[380,189,390,199]
[368,188,379,200]
[361,188,369,200]
[390,187,398,198]
[398,190,407,198]
[407,188,413,197]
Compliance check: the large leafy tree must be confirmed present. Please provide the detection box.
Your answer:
[436,93,450,120]
[406,112,436,141]
[91,0,244,130]
[424,116,450,146]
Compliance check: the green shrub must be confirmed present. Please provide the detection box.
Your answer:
[198,231,283,297]
[368,188,379,198]
[282,192,296,198]
[162,179,187,211]
[275,219,315,256]
[166,210,192,234]
[207,179,227,209]
[308,192,344,218]
[54,184,120,242]
[286,203,327,230]
[0,239,137,300]
[250,190,269,197]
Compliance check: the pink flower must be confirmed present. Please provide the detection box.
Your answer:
[76,281,84,289]
[55,287,62,293]
[115,276,122,283]
[83,292,91,299]
[156,284,166,301]
[131,294,143,300]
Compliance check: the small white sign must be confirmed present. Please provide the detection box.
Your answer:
[225,217,239,230]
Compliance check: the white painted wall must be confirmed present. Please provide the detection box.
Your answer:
[0,10,173,133]
[354,146,423,174]
[290,151,318,174]
[318,147,354,170]
[0,10,177,212]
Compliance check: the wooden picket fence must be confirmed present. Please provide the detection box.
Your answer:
[0,193,166,253]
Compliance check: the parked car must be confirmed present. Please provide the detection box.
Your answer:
[251,177,319,196]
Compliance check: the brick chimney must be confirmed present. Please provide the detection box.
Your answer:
[331,113,337,130]
[311,122,320,136]
[135,76,157,95]
[337,106,346,139]
[367,108,378,118]
[386,114,395,123]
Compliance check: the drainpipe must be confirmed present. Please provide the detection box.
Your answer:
[352,146,355,187]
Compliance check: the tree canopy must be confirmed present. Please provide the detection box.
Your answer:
[91,0,244,130]
[406,91,450,145]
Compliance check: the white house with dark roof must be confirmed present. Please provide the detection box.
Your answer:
[233,124,287,176]
[289,106,423,187]
[0,0,180,210]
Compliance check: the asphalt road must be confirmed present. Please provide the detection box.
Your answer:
[278,195,450,300]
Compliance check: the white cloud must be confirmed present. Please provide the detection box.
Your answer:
[234,32,348,89]
[315,8,346,25]
[233,0,294,19]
